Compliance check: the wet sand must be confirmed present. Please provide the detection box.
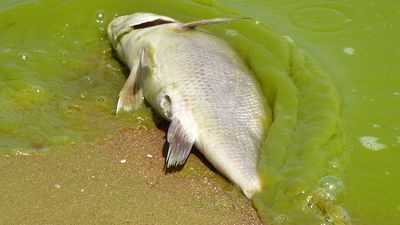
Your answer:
[0,126,261,224]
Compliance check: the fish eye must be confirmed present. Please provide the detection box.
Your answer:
[132,19,174,29]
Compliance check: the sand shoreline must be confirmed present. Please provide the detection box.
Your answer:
[1,126,261,224]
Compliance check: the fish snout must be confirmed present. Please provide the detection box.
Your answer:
[107,15,129,49]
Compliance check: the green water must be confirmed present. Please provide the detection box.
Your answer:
[0,0,399,224]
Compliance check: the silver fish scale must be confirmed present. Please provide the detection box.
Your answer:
[148,30,266,195]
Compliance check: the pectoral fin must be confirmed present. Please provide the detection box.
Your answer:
[116,45,151,113]
[166,117,196,167]
[116,65,143,113]
[181,17,246,29]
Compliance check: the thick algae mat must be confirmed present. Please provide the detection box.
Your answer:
[1,0,399,225]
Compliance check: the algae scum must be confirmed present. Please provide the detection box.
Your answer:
[1,0,400,224]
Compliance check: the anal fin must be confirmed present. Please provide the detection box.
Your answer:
[166,117,196,168]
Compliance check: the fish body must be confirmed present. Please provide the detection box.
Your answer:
[107,13,267,198]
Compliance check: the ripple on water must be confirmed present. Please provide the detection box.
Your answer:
[359,136,387,151]
[285,0,366,41]
[290,6,350,32]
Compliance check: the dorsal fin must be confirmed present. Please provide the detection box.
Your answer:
[181,17,247,29]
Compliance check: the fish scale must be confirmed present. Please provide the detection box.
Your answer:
[108,13,267,198]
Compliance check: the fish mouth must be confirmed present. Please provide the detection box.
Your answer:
[107,15,130,49]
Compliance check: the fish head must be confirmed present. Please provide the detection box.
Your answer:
[107,12,178,63]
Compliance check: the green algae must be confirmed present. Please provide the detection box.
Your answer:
[254,45,348,225]
[208,12,348,224]
[0,0,347,223]
[0,0,153,152]
[1,0,400,225]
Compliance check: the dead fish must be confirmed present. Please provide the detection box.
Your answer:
[107,12,267,198]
